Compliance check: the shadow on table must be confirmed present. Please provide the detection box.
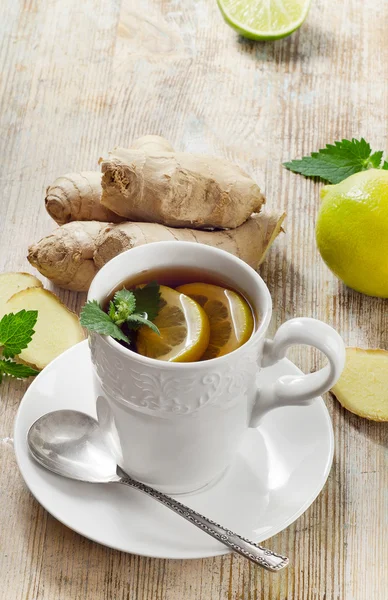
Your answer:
[259,245,318,320]
[332,284,388,349]
[334,398,388,449]
[235,21,339,64]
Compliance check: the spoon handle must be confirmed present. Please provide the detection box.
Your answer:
[117,470,288,571]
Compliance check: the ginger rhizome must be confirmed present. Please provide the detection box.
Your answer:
[45,172,122,225]
[28,213,285,292]
[28,221,106,291]
[45,136,175,225]
[29,134,285,291]
[100,148,265,229]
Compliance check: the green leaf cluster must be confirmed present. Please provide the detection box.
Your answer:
[284,138,388,184]
[80,282,161,343]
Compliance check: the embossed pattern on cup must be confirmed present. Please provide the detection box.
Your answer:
[90,333,262,418]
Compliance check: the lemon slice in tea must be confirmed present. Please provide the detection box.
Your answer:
[217,0,311,41]
[176,283,254,360]
[136,285,210,362]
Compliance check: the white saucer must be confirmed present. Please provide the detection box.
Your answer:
[14,341,334,560]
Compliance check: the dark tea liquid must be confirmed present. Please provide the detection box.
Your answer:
[105,267,258,360]
[106,267,255,313]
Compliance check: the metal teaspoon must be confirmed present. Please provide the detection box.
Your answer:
[27,410,289,572]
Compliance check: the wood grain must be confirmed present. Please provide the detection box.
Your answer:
[0,0,387,598]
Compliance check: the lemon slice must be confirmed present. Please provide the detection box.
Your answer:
[136,286,210,362]
[217,0,311,40]
[176,283,254,360]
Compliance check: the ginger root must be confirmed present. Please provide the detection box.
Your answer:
[0,272,43,317]
[28,213,284,291]
[5,287,84,369]
[95,213,284,270]
[331,347,388,421]
[100,148,265,229]
[45,136,174,226]
[45,172,122,225]
[33,135,283,292]
[28,221,107,292]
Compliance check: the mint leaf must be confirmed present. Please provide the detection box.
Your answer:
[0,359,39,379]
[113,289,136,314]
[0,310,38,359]
[80,301,130,344]
[369,150,384,168]
[126,313,160,335]
[111,288,136,325]
[81,285,161,344]
[283,138,387,184]
[133,282,161,321]
[108,301,116,320]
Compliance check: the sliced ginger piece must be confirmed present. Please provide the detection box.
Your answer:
[5,287,84,369]
[0,272,43,317]
[331,347,388,421]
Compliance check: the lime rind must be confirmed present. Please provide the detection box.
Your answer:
[217,0,312,41]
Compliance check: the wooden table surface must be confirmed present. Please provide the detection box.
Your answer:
[1,1,387,598]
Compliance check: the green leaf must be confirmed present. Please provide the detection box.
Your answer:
[283,138,387,184]
[133,282,161,321]
[126,313,160,335]
[382,161,388,170]
[80,301,130,344]
[0,310,38,359]
[368,150,384,168]
[111,288,136,325]
[108,301,116,321]
[0,359,39,379]
[113,289,136,314]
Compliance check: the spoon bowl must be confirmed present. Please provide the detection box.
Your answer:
[28,410,118,483]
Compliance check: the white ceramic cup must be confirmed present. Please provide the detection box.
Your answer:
[88,241,345,495]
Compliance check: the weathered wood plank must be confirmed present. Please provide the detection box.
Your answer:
[0,0,387,599]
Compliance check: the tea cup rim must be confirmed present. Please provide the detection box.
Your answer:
[88,241,273,369]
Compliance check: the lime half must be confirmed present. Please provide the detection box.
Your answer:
[217,0,311,40]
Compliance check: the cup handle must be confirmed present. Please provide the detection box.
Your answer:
[250,318,345,428]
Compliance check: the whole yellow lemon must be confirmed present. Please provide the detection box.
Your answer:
[316,169,388,297]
